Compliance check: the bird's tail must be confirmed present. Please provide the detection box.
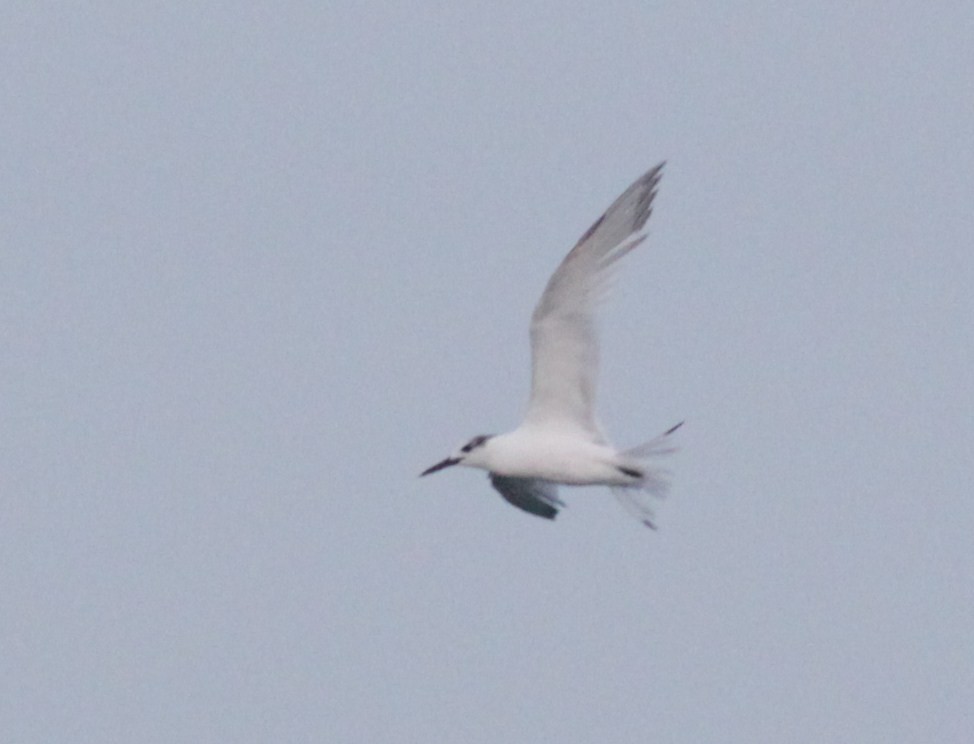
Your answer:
[611,421,684,529]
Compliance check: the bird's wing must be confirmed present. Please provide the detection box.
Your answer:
[523,163,665,435]
[489,474,565,520]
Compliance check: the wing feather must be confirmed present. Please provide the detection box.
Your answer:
[489,475,564,520]
[523,163,665,434]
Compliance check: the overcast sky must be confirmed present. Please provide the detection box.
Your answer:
[3,3,973,742]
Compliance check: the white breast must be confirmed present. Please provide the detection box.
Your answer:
[485,429,631,485]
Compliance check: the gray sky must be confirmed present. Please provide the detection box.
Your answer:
[3,3,972,742]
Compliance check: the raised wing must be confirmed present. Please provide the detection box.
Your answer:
[489,474,565,520]
[523,163,665,434]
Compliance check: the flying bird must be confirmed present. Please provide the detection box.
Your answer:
[421,163,681,528]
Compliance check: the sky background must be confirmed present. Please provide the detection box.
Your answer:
[3,3,973,742]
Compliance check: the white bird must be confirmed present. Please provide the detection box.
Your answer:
[421,163,682,528]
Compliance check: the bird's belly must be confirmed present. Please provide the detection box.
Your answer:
[491,438,629,486]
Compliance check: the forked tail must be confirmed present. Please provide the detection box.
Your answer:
[611,421,684,529]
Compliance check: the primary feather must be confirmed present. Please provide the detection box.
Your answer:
[489,475,565,520]
[523,163,665,436]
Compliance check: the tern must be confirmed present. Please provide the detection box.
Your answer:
[421,163,682,528]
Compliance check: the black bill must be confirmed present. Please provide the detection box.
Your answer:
[419,457,460,477]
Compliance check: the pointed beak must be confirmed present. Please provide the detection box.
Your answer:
[420,457,460,477]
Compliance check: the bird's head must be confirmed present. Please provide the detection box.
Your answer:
[420,434,494,476]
